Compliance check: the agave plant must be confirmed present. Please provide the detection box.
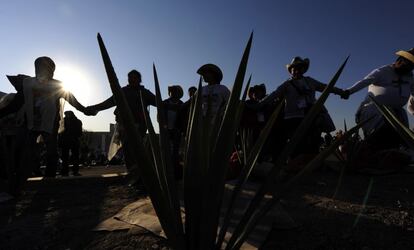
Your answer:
[97,32,360,249]
[369,95,414,149]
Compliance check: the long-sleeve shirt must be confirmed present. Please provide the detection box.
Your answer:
[347,65,414,108]
[348,65,414,134]
[261,76,342,119]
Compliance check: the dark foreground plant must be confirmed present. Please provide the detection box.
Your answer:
[97,32,358,249]
[369,95,414,149]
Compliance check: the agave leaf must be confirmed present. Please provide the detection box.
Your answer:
[97,33,184,249]
[183,78,205,249]
[152,64,184,238]
[226,56,349,249]
[198,32,253,250]
[230,121,365,250]
[344,118,348,132]
[236,76,252,166]
[240,129,248,165]
[216,99,283,249]
[184,77,201,160]
[369,95,414,149]
[139,91,163,190]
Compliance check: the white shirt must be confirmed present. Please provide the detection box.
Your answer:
[22,77,65,133]
[348,65,414,108]
[348,65,414,135]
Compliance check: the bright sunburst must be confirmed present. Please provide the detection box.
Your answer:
[54,64,93,102]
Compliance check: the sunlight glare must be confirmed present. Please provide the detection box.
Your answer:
[54,64,93,102]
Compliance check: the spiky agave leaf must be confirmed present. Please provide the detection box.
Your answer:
[197,32,253,250]
[216,99,284,249]
[183,78,206,249]
[226,56,349,249]
[97,33,184,249]
[152,64,185,239]
[229,120,366,250]
[369,95,414,149]
[235,75,252,166]
[344,118,348,132]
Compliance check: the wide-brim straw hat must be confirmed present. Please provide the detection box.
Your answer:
[197,63,223,82]
[396,48,414,64]
[168,85,184,99]
[286,57,310,73]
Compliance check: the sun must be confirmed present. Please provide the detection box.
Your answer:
[54,64,93,102]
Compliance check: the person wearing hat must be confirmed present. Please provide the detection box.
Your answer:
[0,57,90,179]
[163,85,184,179]
[345,48,414,150]
[197,63,230,124]
[259,56,346,159]
[86,69,156,176]
[59,110,83,176]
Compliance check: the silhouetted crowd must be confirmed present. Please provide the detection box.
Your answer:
[1,47,414,197]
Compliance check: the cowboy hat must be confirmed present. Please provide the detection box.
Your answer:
[197,63,223,82]
[396,48,414,64]
[168,85,184,99]
[286,57,310,73]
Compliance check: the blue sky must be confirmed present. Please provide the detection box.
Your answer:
[0,0,413,131]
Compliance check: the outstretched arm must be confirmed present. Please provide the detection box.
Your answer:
[346,78,373,95]
[258,82,286,107]
[311,77,345,96]
[88,96,116,111]
[64,92,87,113]
[346,68,382,95]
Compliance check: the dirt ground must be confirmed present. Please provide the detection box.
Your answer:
[0,166,170,250]
[1,166,413,250]
[261,170,414,250]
